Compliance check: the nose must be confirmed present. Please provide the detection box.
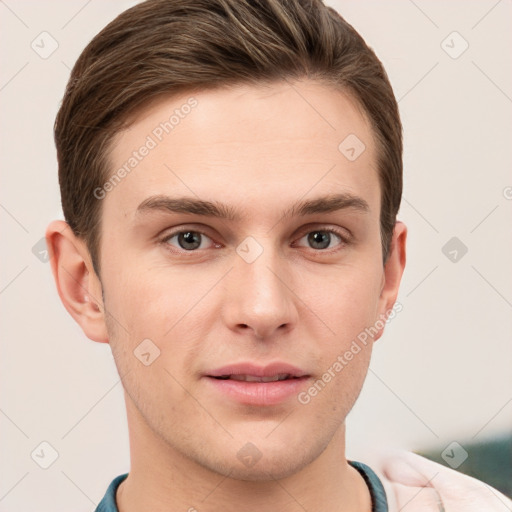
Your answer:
[221,237,299,340]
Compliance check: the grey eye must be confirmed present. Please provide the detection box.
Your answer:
[298,230,343,250]
[165,231,213,251]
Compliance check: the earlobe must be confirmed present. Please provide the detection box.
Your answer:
[45,220,109,343]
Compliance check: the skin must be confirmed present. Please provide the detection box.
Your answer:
[47,80,407,512]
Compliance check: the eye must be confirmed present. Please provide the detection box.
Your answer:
[295,228,348,251]
[162,230,216,251]
[160,226,350,255]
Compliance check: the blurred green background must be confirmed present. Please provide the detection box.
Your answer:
[417,432,512,499]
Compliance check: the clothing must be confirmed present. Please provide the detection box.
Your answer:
[373,449,512,511]
[95,473,127,512]
[94,450,512,511]
[94,460,388,511]
[349,460,388,512]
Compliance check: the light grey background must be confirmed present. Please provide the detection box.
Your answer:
[1,0,511,510]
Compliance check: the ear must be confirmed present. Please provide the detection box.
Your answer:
[373,221,407,342]
[45,220,109,343]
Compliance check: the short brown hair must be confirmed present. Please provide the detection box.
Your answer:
[55,0,402,276]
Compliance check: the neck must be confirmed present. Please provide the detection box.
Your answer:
[116,395,371,512]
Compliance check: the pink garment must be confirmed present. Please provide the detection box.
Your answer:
[370,450,512,511]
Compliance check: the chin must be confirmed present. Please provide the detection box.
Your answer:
[215,459,309,482]
[198,442,320,482]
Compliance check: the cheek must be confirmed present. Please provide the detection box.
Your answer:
[101,257,178,335]
[307,261,383,337]
[102,265,206,393]
[104,296,196,423]
[296,340,372,434]
[299,260,382,397]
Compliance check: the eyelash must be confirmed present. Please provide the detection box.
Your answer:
[159,226,351,255]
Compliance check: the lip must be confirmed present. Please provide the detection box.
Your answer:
[207,362,308,378]
[204,362,310,406]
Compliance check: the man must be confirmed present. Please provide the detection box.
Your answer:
[45,0,512,510]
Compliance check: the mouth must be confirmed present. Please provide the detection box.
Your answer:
[205,362,310,405]
[211,373,300,382]
[207,361,309,381]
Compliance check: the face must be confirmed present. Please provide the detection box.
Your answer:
[96,80,396,480]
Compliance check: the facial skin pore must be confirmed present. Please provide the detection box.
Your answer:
[47,80,406,512]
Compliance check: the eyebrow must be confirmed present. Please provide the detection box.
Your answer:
[135,192,369,222]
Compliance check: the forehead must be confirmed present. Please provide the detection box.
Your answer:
[104,80,379,223]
